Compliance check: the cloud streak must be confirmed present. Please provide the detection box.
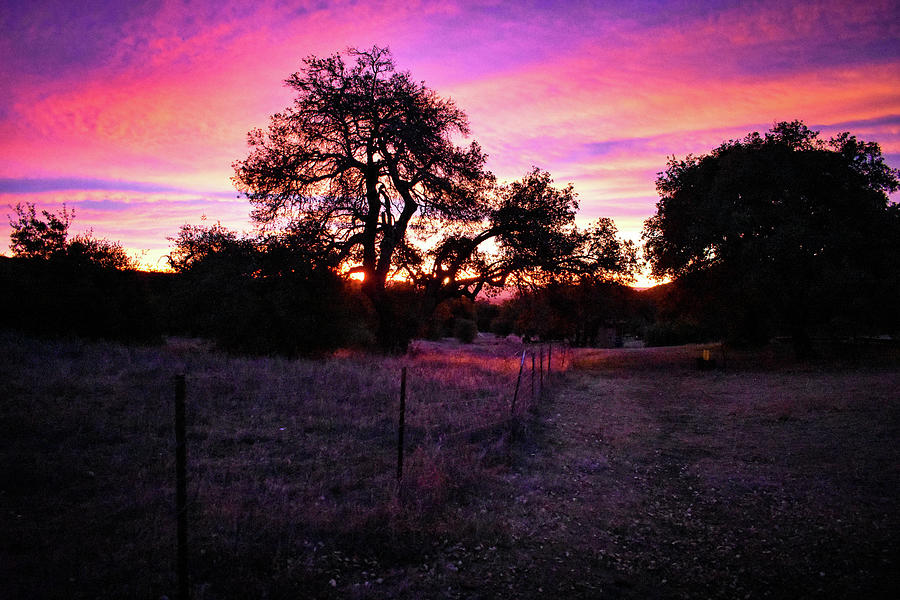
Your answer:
[1,0,897,278]
[0,177,239,197]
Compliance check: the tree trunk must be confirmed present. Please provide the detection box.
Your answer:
[368,288,412,353]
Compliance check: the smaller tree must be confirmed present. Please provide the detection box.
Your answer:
[67,233,135,271]
[166,221,372,354]
[8,202,72,259]
[3,203,153,342]
[403,168,638,305]
[7,202,136,269]
[166,221,251,273]
[497,280,641,344]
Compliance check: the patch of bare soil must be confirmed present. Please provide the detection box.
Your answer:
[357,345,899,599]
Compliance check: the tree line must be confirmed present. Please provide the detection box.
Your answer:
[3,47,898,356]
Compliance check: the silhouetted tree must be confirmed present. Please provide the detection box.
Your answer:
[423,296,476,340]
[65,233,135,271]
[234,47,640,350]
[233,46,490,348]
[643,120,900,355]
[495,280,641,345]
[7,202,136,269]
[166,221,249,273]
[3,203,155,341]
[474,300,500,333]
[8,202,72,259]
[402,168,638,307]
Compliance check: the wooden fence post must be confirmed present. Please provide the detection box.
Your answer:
[397,367,407,484]
[174,374,189,600]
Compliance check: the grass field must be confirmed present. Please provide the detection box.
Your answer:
[1,333,897,599]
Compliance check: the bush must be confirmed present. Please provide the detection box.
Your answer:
[490,314,514,337]
[453,318,478,343]
[424,297,476,340]
[475,300,499,332]
[0,256,161,343]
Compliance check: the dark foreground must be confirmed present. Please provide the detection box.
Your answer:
[1,334,898,598]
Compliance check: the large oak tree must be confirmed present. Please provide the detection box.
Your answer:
[233,46,492,347]
[233,46,490,298]
[234,46,636,348]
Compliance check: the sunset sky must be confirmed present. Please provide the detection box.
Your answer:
[2,0,898,284]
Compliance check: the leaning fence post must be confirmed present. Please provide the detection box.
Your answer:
[174,374,189,600]
[397,367,407,484]
[511,350,526,416]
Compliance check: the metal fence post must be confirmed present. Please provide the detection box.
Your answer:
[531,352,535,401]
[511,350,526,416]
[548,343,552,378]
[174,374,189,600]
[539,346,544,395]
[397,367,407,483]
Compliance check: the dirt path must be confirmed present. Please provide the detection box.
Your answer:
[394,348,900,599]
[308,346,898,599]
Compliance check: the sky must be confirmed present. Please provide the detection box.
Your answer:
[2,0,899,285]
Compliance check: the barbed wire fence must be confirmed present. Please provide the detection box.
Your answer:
[169,339,571,599]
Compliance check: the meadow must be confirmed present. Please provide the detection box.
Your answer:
[1,333,897,599]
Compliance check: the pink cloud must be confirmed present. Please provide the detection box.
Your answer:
[2,0,897,279]
[1,189,252,270]
[1,0,435,181]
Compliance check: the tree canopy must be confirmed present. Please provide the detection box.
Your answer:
[233,46,636,348]
[8,202,73,260]
[233,45,490,298]
[404,167,637,304]
[4,203,154,342]
[166,221,371,354]
[8,202,136,270]
[642,120,900,353]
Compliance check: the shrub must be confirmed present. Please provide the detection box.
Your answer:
[475,300,499,332]
[453,318,478,343]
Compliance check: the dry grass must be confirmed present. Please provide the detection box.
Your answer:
[0,332,552,599]
[2,334,896,599]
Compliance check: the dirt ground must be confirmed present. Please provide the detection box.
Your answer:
[349,345,899,599]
